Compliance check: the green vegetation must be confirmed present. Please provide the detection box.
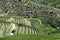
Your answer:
[1,34,60,40]
[0,34,57,40]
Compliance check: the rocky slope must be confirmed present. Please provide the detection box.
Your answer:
[0,0,60,19]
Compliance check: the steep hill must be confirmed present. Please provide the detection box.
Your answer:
[0,0,60,40]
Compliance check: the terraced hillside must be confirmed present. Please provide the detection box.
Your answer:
[0,16,59,36]
[0,16,44,37]
[0,16,60,40]
[0,0,60,40]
